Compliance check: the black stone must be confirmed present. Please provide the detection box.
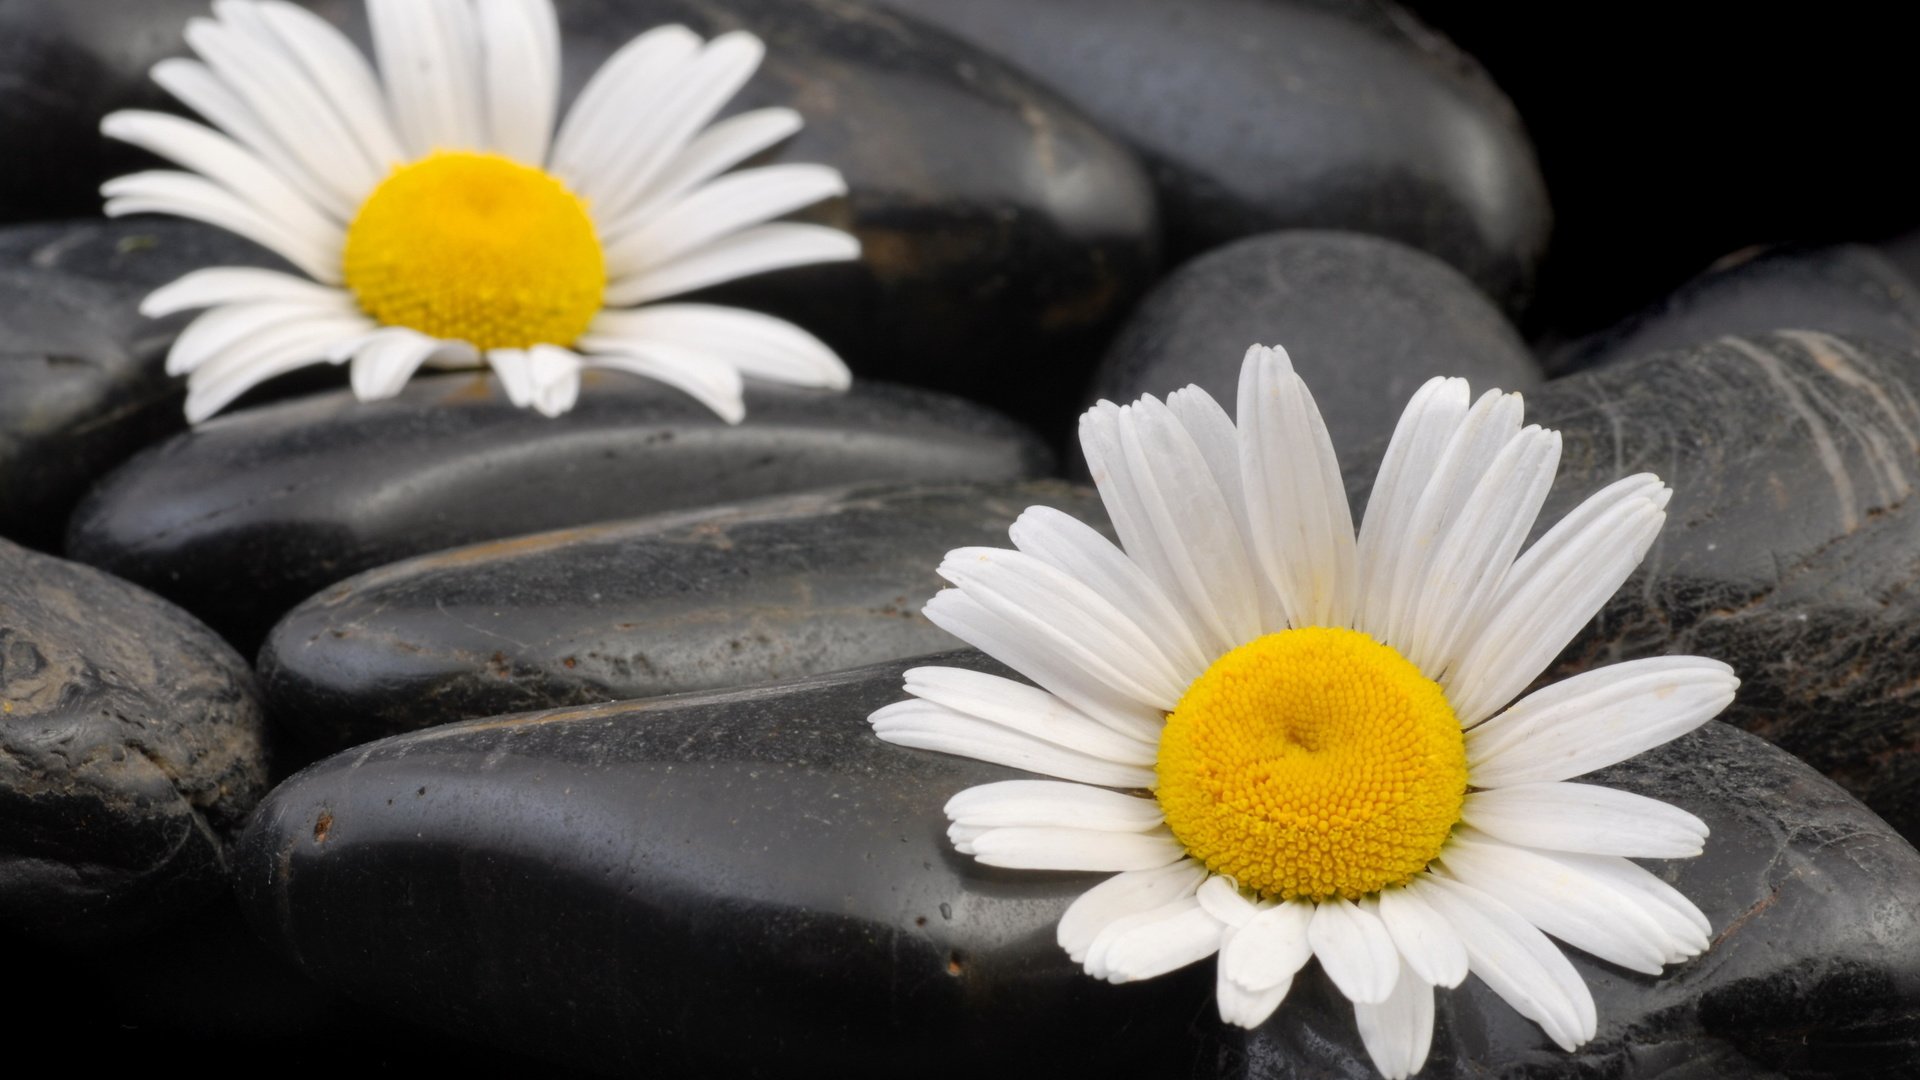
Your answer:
[232,653,1920,1075]
[1549,245,1920,376]
[874,0,1550,312]
[1346,332,1920,844]
[1089,231,1540,457]
[259,479,1108,764]
[0,0,1159,433]
[0,218,285,551]
[0,537,264,941]
[68,376,1052,655]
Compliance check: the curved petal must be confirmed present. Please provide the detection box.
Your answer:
[183,311,373,422]
[141,266,346,318]
[1219,900,1313,992]
[101,111,339,244]
[103,171,339,282]
[575,340,745,423]
[1539,851,1711,960]
[149,57,355,220]
[350,328,476,401]
[368,0,484,155]
[1356,376,1471,647]
[965,825,1186,873]
[581,303,849,390]
[476,0,560,163]
[252,0,406,170]
[1215,930,1294,1028]
[167,298,357,375]
[549,24,702,187]
[1307,897,1400,1005]
[944,780,1163,832]
[1463,781,1709,858]
[868,697,1155,789]
[1416,875,1596,1051]
[602,223,859,306]
[602,163,847,278]
[898,666,1159,765]
[1352,959,1436,1080]
[1057,860,1207,963]
[600,107,804,236]
[1466,656,1738,786]
[1094,900,1225,983]
[1371,884,1469,989]
[1235,344,1358,629]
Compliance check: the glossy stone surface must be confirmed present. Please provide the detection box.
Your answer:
[1550,244,1920,376]
[1347,332,1920,843]
[0,538,264,941]
[69,376,1051,654]
[233,653,1920,1075]
[1090,231,1539,455]
[260,480,1107,764]
[0,219,280,550]
[876,0,1550,310]
[0,0,1159,429]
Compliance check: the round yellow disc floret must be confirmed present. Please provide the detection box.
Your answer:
[343,151,605,350]
[1156,627,1467,902]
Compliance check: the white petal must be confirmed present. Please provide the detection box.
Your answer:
[1446,479,1675,724]
[1215,932,1294,1028]
[368,0,483,156]
[1078,398,1257,655]
[1096,901,1225,983]
[1006,506,1209,677]
[141,266,346,317]
[603,107,804,234]
[869,698,1155,789]
[167,298,357,376]
[252,0,407,170]
[1083,896,1208,981]
[1235,344,1359,629]
[549,24,702,188]
[1467,656,1738,786]
[944,780,1163,831]
[603,223,860,306]
[101,111,339,245]
[1464,782,1709,858]
[183,311,373,422]
[1219,900,1313,992]
[1356,376,1471,642]
[1401,424,1561,678]
[1352,959,1436,1080]
[149,57,355,220]
[1166,384,1288,632]
[582,304,849,389]
[1057,861,1207,963]
[920,590,1166,744]
[588,31,769,225]
[1194,875,1269,930]
[1542,851,1711,960]
[576,341,745,424]
[898,667,1159,766]
[102,171,339,283]
[603,164,847,278]
[1374,388,1524,650]
[1371,885,1469,989]
[350,329,475,401]
[967,825,1186,872]
[1307,897,1401,1005]
[1437,830,1678,975]
[189,13,379,201]
[475,0,559,163]
[1416,874,1596,1050]
[936,547,1190,711]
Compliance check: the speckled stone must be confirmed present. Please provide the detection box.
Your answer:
[258,480,1108,765]
[1549,244,1920,376]
[1347,331,1920,844]
[0,0,1159,430]
[68,376,1052,654]
[874,0,1551,311]
[1089,231,1540,457]
[0,537,264,941]
[231,653,1920,1075]
[0,218,282,550]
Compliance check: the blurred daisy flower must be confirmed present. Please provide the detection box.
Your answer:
[103,0,859,422]
[872,344,1736,1078]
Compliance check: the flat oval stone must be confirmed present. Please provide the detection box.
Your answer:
[875,0,1550,310]
[1090,231,1540,456]
[230,653,1920,1073]
[1346,331,1920,843]
[1,537,264,941]
[259,480,1107,764]
[0,0,1157,430]
[1550,244,1920,375]
[0,219,281,550]
[68,376,1051,654]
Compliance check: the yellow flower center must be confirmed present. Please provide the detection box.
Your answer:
[342,151,605,351]
[1155,627,1467,902]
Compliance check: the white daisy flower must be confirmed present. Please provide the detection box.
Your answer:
[101,0,860,423]
[871,344,1738,1078]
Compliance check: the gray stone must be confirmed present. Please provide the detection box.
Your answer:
[1090,231,1540,457]
[67,376,1052,654]
[259,480,1108,764]
[231,652,1920,1075]
[0,537,265,941]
